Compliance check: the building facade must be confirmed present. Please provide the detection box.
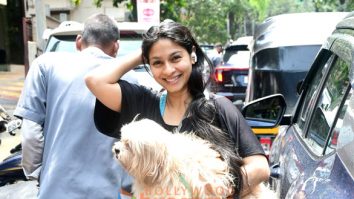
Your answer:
[22,0,130,72]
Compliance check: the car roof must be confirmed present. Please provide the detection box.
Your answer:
[331,12,354,88]
[225,36,253,50]
[252,12,349,54]
[335,12,354,30]
[43,21,152,39]
[230,36,253,46]
[300,11,354,93]
[42,21,83,40]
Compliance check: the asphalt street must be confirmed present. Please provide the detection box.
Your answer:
[0,65,24,113]
[0,64,24,160]
[0,65,38,198]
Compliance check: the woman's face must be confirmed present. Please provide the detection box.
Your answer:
[148,39,194,94]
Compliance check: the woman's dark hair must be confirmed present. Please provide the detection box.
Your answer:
[142,21,244,195]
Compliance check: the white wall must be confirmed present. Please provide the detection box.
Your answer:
[70,0,127,22]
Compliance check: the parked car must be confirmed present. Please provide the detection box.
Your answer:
[243,12,354,198]
[210,36,252,105]
[245,12,348,155]
[43,21,161,91]
[200,44,214,56]
[223,36,252,63]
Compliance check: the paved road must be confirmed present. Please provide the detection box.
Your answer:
[0,65,24,112]
[0,64,24,160]
[0,65,38,198]
[0,181,38,199]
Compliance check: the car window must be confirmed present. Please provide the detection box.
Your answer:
[297,54,334,131]
[117,38,142,58]
[227,51,251,68]
[304,57,350,155]
[336,90,354,176]
[327,89,353,154]
[45,31,144,56]
[223,45,248,63]
[45,35,77,53]
[200,45,214,56]
[252,45,321,71]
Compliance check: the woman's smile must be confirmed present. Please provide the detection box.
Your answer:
[164,74,182,84]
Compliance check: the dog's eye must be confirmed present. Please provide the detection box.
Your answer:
[123,140,132,151]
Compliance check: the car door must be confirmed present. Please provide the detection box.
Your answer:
[270,47,353,198]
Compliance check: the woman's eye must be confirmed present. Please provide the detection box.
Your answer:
[151,61,162,67]
[172,56,181,62]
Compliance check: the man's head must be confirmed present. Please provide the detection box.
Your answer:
[76,13,119,57]
[214,43,223,54]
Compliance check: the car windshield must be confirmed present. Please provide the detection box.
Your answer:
[117,38,142,58]
[45,35,77,53]
[223,45,249,63]
[254,45,321,71]
[226,51,250,68]
[45,33,143,57]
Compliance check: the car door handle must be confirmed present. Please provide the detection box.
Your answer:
[270,163,281,179]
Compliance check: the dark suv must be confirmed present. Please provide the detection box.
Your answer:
[210,36,252,105]
[242,12,354,198]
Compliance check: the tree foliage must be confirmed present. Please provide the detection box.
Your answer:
[160,0,187,22]
[180,0,230,44]
[76,0,354,45]
[268,0,314,17]
[248,0,270,21]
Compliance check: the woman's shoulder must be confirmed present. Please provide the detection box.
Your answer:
[119,80,161,96]
[208,93,236,110]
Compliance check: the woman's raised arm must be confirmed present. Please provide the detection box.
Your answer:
[85,50,143,112]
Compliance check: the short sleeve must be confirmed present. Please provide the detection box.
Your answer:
[119,80,160,125]
[94,80,160,138]
[14,57,47,125]
[214,96,265,157]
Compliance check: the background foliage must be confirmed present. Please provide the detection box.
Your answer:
[81,0,354,44]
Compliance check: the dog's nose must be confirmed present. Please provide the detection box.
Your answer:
[114,148,120,154]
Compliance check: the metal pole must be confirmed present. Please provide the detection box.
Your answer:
[35,0,46,52]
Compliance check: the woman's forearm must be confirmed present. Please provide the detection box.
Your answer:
[85,50,143,112]
[240,155,270,196]
[85,49,142,85]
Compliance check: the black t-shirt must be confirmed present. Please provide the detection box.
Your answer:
[94,80,265,158]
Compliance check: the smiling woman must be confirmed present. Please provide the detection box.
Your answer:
[85,20,270,198]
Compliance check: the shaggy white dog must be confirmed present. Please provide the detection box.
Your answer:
[113,119,275,199]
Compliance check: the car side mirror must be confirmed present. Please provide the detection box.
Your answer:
[242,94,286,128]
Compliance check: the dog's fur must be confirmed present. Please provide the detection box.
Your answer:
[113,119,275,199]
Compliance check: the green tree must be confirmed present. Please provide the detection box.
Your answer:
[248,0,270,21]
[72,0,354,45]
[180,0,229,44]
[227,0,256,39]
[160,0,187,22]
[180,0,252,44]
[268,0,314,17]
